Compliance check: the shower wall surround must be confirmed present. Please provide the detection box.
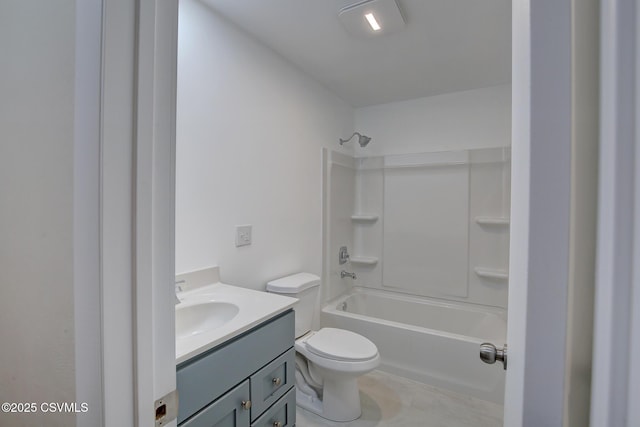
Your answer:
[323,151,357,303]
[383,151,472,300]
[325,147,510,308]
[323,84,512,308]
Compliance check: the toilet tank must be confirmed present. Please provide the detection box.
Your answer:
[266,273,320,338]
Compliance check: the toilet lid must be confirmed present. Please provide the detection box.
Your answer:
[305,328,378,361]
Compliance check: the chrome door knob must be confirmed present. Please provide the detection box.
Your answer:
[272,377,282,386]
[479,343,507,370]
[241,400,252,410]
[273,422,283,427]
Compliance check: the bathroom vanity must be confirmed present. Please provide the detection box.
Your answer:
[175,280,297,427]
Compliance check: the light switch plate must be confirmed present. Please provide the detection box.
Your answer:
[235,225,252,247]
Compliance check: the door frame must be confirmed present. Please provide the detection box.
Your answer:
[505,0,574,424]
[131,0,178,425]
[590,0,640,425]
[73,0,104,425]
[98,0,178,425]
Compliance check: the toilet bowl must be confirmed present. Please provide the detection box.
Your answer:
[266,273,381,422]
[294,328,380,421]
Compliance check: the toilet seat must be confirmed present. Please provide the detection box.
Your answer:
[303,328,378,362]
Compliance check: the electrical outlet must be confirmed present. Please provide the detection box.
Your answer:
[235,225,252,247]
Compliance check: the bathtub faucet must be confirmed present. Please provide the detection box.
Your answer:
[175,279,185,305]
[341,270,356,280]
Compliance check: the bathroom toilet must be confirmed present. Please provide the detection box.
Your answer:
[267,273,380,422]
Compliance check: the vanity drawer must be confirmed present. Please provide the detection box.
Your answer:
[249,348,295,420]
[250,386,296,427]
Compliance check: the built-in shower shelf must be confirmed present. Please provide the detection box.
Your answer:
[351,214,379,222]
[350,256,378,265]
[474,267,509,280]
[475,216,510,226]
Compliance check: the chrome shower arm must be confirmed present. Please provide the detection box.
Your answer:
[339,132,362,145]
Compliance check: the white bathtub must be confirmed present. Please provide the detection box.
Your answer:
[321,287,506,403]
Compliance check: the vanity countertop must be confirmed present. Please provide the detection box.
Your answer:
[175,282,297,364]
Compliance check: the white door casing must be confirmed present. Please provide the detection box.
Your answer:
[100,0,178,425]
[74,0,104,425]
[509,0,639,425]
[590,0,640,426]
[101,0,137,424]
[133,0,179,425]
[505,0,574,425]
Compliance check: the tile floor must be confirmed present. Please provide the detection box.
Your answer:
[296,370,503,427]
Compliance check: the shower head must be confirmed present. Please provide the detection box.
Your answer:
[358,134,371,147]
[339,132,372,147]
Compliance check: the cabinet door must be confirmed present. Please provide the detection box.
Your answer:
[181,381,250,427]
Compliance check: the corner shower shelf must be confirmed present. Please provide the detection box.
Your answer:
[474,267,509,280]
[475,216,510,226]
[351,214,379,222]
[350,256,378,266]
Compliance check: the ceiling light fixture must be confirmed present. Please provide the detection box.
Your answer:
[365,13,381,31]
[338,0,405,39]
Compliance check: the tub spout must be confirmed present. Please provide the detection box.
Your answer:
[341,270,356,280]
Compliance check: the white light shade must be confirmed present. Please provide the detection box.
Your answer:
[338,0,405,38]
[365,13,381,31]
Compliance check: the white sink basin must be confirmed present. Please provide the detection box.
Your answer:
[175,282,297,364]
[176,301,239,339]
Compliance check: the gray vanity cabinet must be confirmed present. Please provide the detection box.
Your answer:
[177,310,296,427]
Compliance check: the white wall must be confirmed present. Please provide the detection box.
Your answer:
[0,1,77,426]
[176,0,354,289]
[354,85,511,156]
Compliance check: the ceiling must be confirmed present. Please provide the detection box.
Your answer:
[200,0,511,107]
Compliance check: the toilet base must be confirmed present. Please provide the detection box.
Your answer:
[295,377,362,422]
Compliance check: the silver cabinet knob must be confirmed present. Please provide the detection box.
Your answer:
[241,400,252,410]
[479,343,507,370]
[272,377,282,386]
[273,421,283,427]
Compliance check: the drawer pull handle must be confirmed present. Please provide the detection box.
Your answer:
[241,400,251,410]
[272,377,282,386]
[273,421,283,427]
